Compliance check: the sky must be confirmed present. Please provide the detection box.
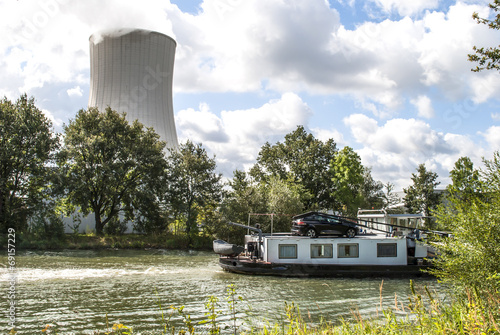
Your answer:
[1,0,500,191]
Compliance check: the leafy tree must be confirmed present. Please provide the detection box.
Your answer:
[403,164,441,220]
[59,107,167,236]
[432,152,500,301]
[382,182,402,211]
[0,94,59,231]
[469,0,500,72]
[331,147,365,216]
[164,141,223,239]
[435,157,482,231]
[447,157,482,203]
[218,170,267,243]
[264,176,304,232]
[359,167,385,210]
[250,126,337,209]
[221,170,267,224]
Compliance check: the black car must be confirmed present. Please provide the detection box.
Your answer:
[291,211,358,238]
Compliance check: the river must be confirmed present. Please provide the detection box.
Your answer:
[1,249,441,334]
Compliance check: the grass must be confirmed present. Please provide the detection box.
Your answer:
[14,282,500,335]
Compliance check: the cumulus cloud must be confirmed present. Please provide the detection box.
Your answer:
[67,86,83,97]
[2,0,499,116]
[480,126,500,150]
[343,114,485,189]
[411,95,434,118]
[368,0,439,16]
[176,92,312,175]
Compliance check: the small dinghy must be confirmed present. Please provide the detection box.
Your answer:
[213,240,244,256]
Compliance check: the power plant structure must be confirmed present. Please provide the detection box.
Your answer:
[88,28,179,150]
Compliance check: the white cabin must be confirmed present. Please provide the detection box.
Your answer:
[245,235,428,266]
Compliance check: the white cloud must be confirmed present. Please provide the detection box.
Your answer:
[2,0,499,117]
[343,114,485,189]
[176,92,312,174]
[42,108,64,128]
[312,127,346,146]
[368,0,439,16]
[411,95,434,118]
[480,126,500,150]
[67,86,83,97]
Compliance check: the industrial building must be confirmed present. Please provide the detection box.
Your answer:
[88,28,178,149]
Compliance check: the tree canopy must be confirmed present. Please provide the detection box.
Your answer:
[58,107,167,235]
[404,164,441,220]
[163,141,223,238]
[250,125,337,210]
[0,94,59,231]
[433,153,500,300]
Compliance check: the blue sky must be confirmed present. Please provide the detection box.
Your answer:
[1,0,499,190]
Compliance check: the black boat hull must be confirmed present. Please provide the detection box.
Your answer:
[219,256,432,278]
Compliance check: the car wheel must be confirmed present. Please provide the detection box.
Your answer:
[346,228,356,238]
[305,228,317,238]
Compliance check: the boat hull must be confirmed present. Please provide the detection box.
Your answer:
[219,256,432,278]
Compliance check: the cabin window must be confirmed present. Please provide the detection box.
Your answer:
[279,244,297,259]
[311,244,333,258]
[338,243,359,258]
[377,243,397,257]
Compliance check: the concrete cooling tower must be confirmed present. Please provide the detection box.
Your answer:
[88,28,178,149]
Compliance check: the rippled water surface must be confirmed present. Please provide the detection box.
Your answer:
[0,249,441,334]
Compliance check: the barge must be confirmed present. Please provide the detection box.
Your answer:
[215,221,436,278]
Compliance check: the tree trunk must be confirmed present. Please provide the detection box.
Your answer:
[93,203,104,236]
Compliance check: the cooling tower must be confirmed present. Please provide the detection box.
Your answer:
[88,28,178,149]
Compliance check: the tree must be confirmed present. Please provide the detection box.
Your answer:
[0,94,59,231]
[221,170,267,224]
[447,156,483,203]
[219,170,267,243]
[359,167,385,210]
[331,147,365,216]
[403,164,441,220]
[432,152,500,300]
[59,107,167,235]
[164,141,223,239]
[250,126,337,210]
[468,0,500,72]
[382,182,402,210]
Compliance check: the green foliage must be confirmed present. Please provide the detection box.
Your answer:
[433,152,500,302]
[58,107,167,235]
[163,141,224,242]
[0,94,59,232]
[250,126,337,210]
[469,0,500,72]
[28,206,66,242]
[219,170,267,241]
[331,147,366,216]
[403,164,441,220]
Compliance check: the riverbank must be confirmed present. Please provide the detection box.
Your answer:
[6,233,214,251]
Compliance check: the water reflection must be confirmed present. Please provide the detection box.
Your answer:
[0,249,440,334]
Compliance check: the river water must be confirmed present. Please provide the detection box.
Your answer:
[1,249,441,334]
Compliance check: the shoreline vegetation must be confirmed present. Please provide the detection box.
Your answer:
[27,282,499,335]
[2,233,214,251]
